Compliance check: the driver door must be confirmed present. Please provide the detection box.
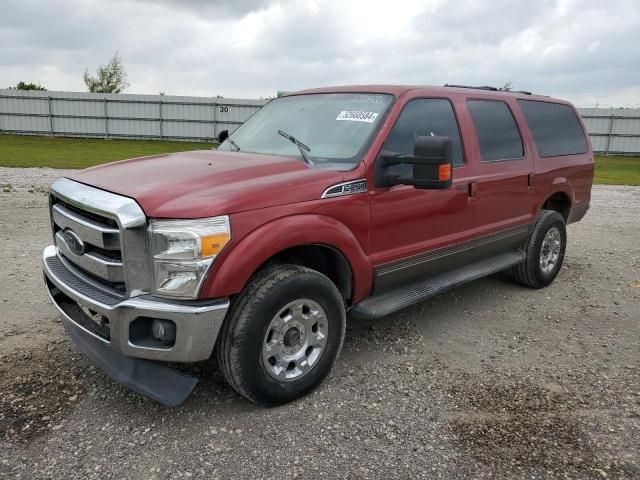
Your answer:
[368,98,476,292]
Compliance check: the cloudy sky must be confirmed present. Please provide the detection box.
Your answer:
[2,0,640,106]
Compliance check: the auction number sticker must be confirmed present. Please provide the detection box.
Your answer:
[336,111,379,123]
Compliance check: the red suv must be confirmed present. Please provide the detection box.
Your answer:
[43,85,593,406]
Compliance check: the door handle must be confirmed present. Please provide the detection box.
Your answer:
[468,181,478,198]
[457,182,477,204]
[456,182,478,197]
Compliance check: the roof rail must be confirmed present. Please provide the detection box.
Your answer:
[444,84,498,91]
[443,84,535,96]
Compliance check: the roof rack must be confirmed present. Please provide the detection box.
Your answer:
[443,84,534,95]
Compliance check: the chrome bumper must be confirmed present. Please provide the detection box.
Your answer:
[43,245,229,363]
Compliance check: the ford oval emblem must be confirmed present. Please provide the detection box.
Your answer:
[62,229,86,256]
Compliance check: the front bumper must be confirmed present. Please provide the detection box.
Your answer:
[43,245,230,363]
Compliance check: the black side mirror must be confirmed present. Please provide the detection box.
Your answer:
[375,136,453,189]
[217,129,229,144]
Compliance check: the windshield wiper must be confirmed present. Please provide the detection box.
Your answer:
[277,130,314,166]
[227,138,241,152]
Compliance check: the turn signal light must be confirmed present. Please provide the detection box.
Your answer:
[438,164,452,182]
[201,232,231,257]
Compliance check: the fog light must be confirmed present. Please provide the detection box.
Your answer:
[152,319,176,345]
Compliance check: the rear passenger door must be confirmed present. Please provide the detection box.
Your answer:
[464,99,535,244]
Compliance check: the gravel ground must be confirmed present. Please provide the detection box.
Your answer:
[1,167,639,479]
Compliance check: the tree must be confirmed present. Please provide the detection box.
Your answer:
[14,81,47,91]
[83,52,129,93]
[500,81,513,92]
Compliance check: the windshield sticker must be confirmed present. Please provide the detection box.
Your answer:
[336,111,379,123]
[349,94,387,104]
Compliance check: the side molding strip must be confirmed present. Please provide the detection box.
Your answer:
[376,224,530,277]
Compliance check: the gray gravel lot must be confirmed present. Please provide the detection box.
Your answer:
[1,167,639,479]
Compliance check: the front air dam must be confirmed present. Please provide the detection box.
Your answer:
[62,317,198,407]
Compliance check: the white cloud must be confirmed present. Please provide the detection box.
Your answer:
[1,0,639,106]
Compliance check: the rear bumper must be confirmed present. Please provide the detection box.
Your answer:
[43,245,230,363]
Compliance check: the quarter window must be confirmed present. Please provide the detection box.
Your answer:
[384,99,464,167]
[517,100,588,157]
[467,100,524,162]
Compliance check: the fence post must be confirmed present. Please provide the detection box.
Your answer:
[159,100,163,140]
[47,96,54,135]
[213,101,217,141]
[604,114,614,155]
[104,98,109,139]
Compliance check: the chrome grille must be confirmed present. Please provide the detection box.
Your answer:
[49,178,150,298]
[52,203,120,248]
[52,200,126,294]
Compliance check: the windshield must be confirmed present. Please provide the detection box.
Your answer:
[218,93,393,170]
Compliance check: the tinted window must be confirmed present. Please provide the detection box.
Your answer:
[467,100,524,162]
[384,99,464,167]
[517,100,587,157]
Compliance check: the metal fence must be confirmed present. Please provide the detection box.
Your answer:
[0,89,266,142]
[1,89,639,154]
[577,108,640,155]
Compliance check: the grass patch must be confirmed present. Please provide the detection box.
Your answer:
[594,155,640,186]
[0,134,215,169]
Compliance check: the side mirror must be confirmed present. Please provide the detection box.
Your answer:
[375,136,453,189]
[217,129,229,144]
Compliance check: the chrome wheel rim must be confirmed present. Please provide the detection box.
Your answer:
[540,227,562,274]
[261,299,328,382]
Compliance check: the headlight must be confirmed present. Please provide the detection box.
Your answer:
[149,216,231,298]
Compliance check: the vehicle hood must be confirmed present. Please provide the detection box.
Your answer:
[67,150,344,218]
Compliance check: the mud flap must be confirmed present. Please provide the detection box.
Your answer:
[63,319,198,407]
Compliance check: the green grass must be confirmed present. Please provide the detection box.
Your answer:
[594,155,640,186]
[0,134,638,185]
[0,134,215,169]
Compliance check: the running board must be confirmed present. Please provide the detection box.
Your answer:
[351,250,525,319]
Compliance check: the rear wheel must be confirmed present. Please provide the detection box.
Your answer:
[514,210,567,289]
[216,264,346,406]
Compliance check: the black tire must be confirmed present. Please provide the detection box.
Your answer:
[216,264,346,406]
[514,209,567,289]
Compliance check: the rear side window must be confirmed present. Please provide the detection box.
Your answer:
[467,100,524,162]
[384,98,464,166]
[517,100,587,157]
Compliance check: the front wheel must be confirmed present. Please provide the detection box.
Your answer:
[216,264,346,406]
[514,209,567,289]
